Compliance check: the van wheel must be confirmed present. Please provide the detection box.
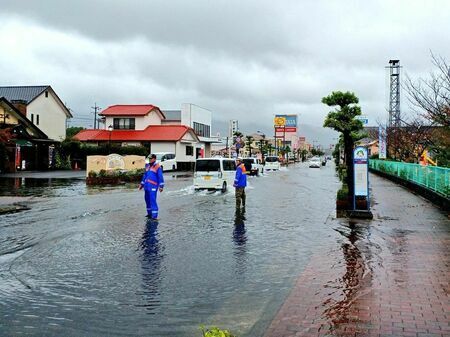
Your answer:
[221,182,227,193]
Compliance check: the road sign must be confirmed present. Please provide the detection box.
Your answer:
[356,116,369,125]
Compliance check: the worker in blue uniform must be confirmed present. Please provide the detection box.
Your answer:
[139,154,164,219]
[233,157,247,209]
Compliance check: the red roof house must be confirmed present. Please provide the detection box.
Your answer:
[74,125,199,142]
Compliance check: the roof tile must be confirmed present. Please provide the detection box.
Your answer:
[74,125,197,142]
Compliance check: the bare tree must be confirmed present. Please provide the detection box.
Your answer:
[404,53,450,165]
[404,52,450,128]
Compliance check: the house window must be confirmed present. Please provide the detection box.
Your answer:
[193,122,210,138]
[113,118,135,130]
[36,114,40,125]
[45,91,49,98]
[31,114,34,123]
[186,145,193,156]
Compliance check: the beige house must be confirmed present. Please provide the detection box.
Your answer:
[0,86,72,141]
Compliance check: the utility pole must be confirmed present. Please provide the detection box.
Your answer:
[226,136,229,157]
[91,103,101,129]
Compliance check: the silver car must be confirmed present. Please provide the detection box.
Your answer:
[308,157,321,168]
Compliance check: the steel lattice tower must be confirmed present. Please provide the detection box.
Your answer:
[388,60,401,127]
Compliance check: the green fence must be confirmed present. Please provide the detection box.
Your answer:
[370,160,450,198]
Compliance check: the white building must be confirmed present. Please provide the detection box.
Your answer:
[163,103,219,157]
[0,85,72,141]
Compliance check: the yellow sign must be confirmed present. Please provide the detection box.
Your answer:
[274,116,286,127]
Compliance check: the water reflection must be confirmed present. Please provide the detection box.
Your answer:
[233,209,247,276]
[324,221,369,326]
[138,220,163,314]
[0,177,85,197]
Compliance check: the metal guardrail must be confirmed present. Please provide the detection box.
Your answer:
[370,159,450,198]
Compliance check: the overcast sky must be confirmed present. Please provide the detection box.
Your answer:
[1,0,449,146]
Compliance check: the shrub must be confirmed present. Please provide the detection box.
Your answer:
[337,185,349,201]
[88,170,98,178]
[55,152,71,170]
[98,169,107,177]
[200,326,236,337]
[335,165,347,182]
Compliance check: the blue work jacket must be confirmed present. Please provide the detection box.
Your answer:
[141,162,164,191]
[234,163,247,188]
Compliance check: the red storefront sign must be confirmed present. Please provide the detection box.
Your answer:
[15,146,21,169]
[275,127,297,133]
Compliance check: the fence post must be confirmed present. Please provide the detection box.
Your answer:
[434,167,437,192]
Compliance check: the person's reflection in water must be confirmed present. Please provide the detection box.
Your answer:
[233,208,248,277]
[138,219,164,314]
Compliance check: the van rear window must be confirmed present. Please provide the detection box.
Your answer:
[265,157,279,162]
[195,160,220,171]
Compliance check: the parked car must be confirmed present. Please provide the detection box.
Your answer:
[308,156,321,168]
[193,157,236,192]
[242,158,264,176]
[264,156,281,171]
[153,152,177,171]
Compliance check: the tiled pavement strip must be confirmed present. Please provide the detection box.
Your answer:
[265,174,450,337]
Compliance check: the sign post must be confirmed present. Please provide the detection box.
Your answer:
[378,125,387,159]
[353,146,370,211]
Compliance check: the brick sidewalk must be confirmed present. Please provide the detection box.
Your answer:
[265,174,450,337]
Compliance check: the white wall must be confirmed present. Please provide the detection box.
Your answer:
[175,130,197,162]
[104,108,162,130]
[151,142,176,154]
[181,103,212,128]
[27,91,68,140]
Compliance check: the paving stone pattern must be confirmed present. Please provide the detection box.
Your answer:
[265,174,450,337]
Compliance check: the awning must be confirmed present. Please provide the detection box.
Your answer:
[12,139,33,147]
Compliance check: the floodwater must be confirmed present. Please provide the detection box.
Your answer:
[0,163,342,336]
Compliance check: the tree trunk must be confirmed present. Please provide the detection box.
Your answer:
[343,132,354,208]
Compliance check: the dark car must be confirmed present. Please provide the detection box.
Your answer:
[242,158,263,176]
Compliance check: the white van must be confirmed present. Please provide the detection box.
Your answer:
[193,157,236,192]
[264,156,281,171]
[153,152,177,171]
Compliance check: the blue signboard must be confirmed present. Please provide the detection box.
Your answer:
[353,146,370,210]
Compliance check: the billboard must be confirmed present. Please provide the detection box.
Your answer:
[274,114,297,128]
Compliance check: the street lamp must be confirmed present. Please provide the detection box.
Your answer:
[108,125,113,154]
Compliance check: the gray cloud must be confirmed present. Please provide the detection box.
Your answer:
[0,0,449,146]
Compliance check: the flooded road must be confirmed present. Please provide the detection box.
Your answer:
[0,163,341,336]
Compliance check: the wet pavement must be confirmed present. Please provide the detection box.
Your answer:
[0,164,449,337]
[0,163,339,336]
[265,174,450,337]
